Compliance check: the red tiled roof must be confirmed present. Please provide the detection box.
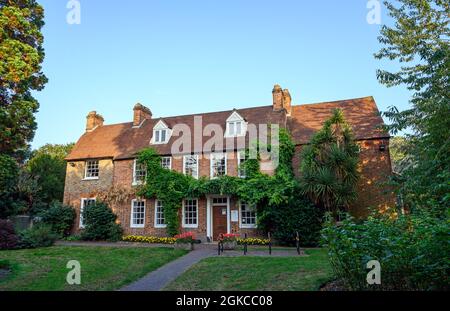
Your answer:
[288,96,389,144]
[66,96,388,161]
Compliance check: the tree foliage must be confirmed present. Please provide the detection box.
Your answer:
[299,109,360,213]
[0,0,47,159]
[0,154,19,218]
[322,210,449,290]
[26,143,74,205]
[375,0,450,214]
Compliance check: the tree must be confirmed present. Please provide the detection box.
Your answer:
[389,136,410,173]
[375,0,450,214]
[299,109,360,213]
[0,154,19,218]
[27,143,74,205]
[0,0,47,159]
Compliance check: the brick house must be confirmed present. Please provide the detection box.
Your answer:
[64,85,394,241]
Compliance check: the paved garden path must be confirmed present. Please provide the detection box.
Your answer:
[55,241,304,291]
[120,246,216,291]
[120,244,303,291]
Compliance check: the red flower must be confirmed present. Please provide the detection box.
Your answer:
[174,232,196,240]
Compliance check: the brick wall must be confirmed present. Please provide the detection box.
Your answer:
[63,159,114,230]
[291,139,395,217]
[64,143,394,237]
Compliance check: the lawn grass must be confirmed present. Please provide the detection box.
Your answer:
[0,246,187,291]
[165,248,332,291]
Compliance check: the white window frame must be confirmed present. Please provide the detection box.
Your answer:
[239,201,257,229]
[237,150,246,178]
[183,154,199,179]
[151,120,171,145]
[130,199,146,228]
[210,152,227,179]
[84,160,99,180]
[182,198,198,228]
[154,200,166,228]
[161,156,172,170]
[132,159,147,186]
[79,198,96,228]
[225,111,247,138]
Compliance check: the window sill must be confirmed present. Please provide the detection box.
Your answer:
[224,134,246,138]
[150,141,169,145]
[182,224,198,229]
[240,225,257,229]
[154,225,167,229]
[130,225,145,229]
[83,177,99,181]
[132,181,145,186]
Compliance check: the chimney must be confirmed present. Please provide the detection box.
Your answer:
[86,111,104,132]
[282,89,292,116]
[133,103,152,127]
[272,84,284,111]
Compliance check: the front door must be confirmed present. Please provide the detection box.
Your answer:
[212,197,228,241]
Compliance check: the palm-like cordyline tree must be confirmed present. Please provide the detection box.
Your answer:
[299,109,360,213]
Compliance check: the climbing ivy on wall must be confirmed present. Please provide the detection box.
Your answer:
[137,128,302,237]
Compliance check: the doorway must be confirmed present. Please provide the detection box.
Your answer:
[211,197,229,241]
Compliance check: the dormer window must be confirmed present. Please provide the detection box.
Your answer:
[151,120,171,144]
[155,129,167,143]
[225,111,246,137]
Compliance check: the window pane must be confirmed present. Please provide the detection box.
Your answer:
[229,122,235,135]
[86,160,99,178]
[161,157,171,169]
[238,151,246,178]
[161,130,166,142]
[155,201,165,225]
[184,199,197,226]
[212,154,226,178]
[236,122,242,135]
[155,130,160,142]
[132,200,145,226]
[184,156,198,178]
[241,202,256,226]
[134,160,147,183]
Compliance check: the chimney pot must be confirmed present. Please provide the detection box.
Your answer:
[133,103,152,127]
[282,89,292,116]
[272,84,284,112]
[86,111,104,132]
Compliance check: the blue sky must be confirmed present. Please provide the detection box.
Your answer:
[32,0,410,149]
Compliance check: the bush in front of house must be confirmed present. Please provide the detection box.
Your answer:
[81,202,123,242]
[18,223,58,249]
[40,202,76,237]
[260,196,324,246]
[0,219,19,250]
[321,210,449,291]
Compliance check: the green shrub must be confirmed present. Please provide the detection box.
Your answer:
[273,197,324,246]
[18,223,58,249]
[0,219,19,250]
[259,195,324,246]
[40,202,76,237]
[81,202,123,241]
[321,211,449,290]
[63,234,82,241]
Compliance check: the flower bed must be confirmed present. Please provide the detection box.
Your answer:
[174,232,195,250]
[237,238,270,245]
[122,235,176,244]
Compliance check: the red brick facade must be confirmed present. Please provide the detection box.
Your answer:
[64,86,395,241]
